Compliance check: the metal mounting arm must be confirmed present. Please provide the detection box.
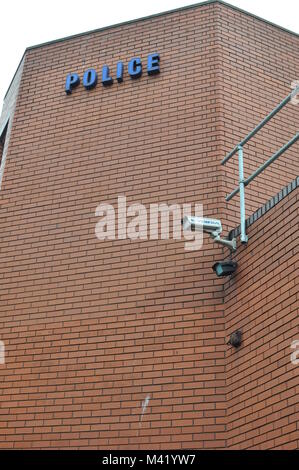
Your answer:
[210,232,237,252]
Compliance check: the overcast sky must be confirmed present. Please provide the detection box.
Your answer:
[1,0,298,103]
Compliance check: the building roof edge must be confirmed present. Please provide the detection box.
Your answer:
[3,0,299,100]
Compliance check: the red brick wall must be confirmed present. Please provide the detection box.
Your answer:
[0,1,298,449]
[225,188,299,450]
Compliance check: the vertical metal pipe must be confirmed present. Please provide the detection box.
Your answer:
[238,146,248,244]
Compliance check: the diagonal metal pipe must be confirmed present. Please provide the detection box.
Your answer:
[221,86,299,166]
[225,133,299,202]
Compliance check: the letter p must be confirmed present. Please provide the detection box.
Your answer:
[65,73,80,95]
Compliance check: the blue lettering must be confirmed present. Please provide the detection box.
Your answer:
[65,53,160,94]
[65,73,80,94]
[83,69,98,90]
[147,53,160,76]
[116,62,124,83]
[102,66,113,86]
[128,58,142,79]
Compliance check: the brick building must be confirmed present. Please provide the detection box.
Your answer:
[0,0,298,449]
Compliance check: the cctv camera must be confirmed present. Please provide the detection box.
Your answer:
[181,216,222,234]
[181,216,237,252]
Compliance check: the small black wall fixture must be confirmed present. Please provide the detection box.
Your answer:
[227,330,242,348]
[212,261,238,277]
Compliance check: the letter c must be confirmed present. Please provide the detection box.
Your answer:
[128,58,142,79]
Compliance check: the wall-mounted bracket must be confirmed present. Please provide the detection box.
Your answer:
[210,231,237,252]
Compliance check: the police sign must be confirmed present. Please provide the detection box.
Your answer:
[65,53,160,94]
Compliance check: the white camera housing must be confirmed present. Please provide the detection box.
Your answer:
[182,216,236,252]
[182,216,222,234]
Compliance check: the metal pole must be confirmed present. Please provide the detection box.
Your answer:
[238,145,248,244]
[221,86,299,165]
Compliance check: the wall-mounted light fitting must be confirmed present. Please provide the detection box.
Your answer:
[227,330,242,348]
[212,261,238,277]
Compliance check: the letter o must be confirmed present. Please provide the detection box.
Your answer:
[83,69,98,90]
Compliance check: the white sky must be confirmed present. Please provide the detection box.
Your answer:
[1,0,298,103]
